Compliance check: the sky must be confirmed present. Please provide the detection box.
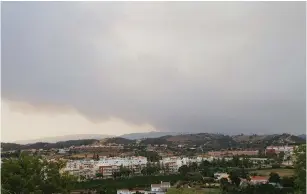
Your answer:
[1,2,306,142]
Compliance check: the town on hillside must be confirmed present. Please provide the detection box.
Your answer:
[1,133,306,194]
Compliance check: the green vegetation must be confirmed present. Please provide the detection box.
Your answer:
[219,173,295,194]
[1,153,77,194]
[74,175,184,193]
[135,150,162,162]
[1,139,98,152]
[250,168,295,177]
[2,144,305,194]
[167,188,220,194]
[268,172,281,183]
[293,144,306,194]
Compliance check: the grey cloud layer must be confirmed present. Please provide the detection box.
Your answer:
[2,2,306,134]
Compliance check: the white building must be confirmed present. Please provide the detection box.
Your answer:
[58,149,67,154]
[117,189,146,194]
[214,173,229,181]
[151,181,170,193]
[64,156,148,179]
[266,146,295,154]
[117,181,170,194]
[250,176,268,184]
[159,156,213,173]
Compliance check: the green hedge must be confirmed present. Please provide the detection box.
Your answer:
[74,175,184,190]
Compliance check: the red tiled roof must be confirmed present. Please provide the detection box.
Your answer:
[251,176,268,181]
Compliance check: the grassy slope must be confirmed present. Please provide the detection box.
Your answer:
[250,168,295,177]
[167,188,220,194]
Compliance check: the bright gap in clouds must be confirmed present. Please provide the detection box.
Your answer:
[1,100,155,142]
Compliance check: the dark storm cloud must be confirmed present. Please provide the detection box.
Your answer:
[2,2,306,134]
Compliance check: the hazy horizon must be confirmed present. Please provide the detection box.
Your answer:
[2,2,306,142]
[5,131,305,144]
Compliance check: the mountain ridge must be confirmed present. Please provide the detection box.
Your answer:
[13,134,112,144]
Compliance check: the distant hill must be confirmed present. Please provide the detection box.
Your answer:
[1,143,22,151]
[103,137,135,145]
[119,131,186,140]
[3,133,305,152]
[138,133,238,150]
[2,139,99,152]
[14,134,112,144]
[107,133,306,150]
[298,134,306,140]
[264,133,306,145]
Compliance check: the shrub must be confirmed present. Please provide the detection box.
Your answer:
[271,164,280,169]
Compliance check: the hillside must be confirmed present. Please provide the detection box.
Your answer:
[2,133,305,152]
[2,139,99,151]
[14,134,112,144]
[106,133,305,150]
[103,137,135,145]
[119,131,185,140]
[298,134,306,140]
[264,133,306,145]
[139,133,238,150]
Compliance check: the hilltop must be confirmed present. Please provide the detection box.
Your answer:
[14,134,112,144]
[2,139,99,152]
[107,133,306,150]
[2,133,305,152]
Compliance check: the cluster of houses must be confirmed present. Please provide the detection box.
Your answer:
[214,172,281,188]
[63,155,273,180]
[53,145,296,182]
[64,156,221,180]
[64,156,148,179]
[207,150,259,157]
[265,146,295,154]
[265,146,295,159]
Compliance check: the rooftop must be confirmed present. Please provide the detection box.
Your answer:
[250,176,268,181]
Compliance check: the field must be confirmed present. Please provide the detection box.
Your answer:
[167,188,220,194]
[250,168,295,177]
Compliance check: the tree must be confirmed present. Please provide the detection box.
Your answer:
[229,170,241,187]
[112,171,121,179]
[79,175,86,182]
[281,176,295,188]
[285,156,292,166]
[1,153,77,194]
[268,172,281,183]
[199,160,211,168]
[232,156,240,167]
[189,162,198,172]
[178,165,189,176]
[293,144,306,193]
[141,163,159,176]
[278,151,285,163]
[239,168,248,179]
[220,177,230,192]
[136,151,161,162]
[220,157,227,168]
[119,165,131,177]
[185,172,203,182]
[96,173,103,178]
[271,163,280,169]
[96,154,99,161]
